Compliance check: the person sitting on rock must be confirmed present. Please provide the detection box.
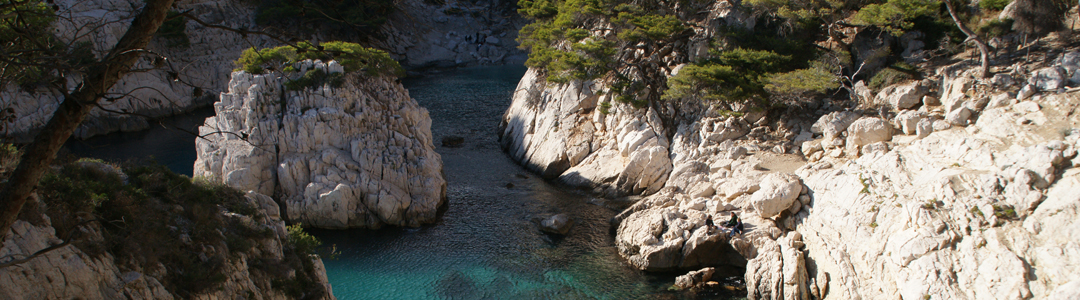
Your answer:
[730,220,744,237]
[722,213,739,228]
[705,216,715,234]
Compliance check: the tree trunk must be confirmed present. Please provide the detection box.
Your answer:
[0,0,177,242]
[945,0,993,78]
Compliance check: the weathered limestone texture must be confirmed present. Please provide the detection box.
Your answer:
[0,192,335,300]
[195,61,446,229]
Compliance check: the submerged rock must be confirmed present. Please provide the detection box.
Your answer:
[539,213,574,235]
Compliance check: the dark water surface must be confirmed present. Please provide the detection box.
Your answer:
[65,108,215,176]
[66,65,739,299]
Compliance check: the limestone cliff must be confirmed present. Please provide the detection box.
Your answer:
[195,60,446,229]
[501,0,1080,297]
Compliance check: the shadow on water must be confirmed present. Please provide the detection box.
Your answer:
[313,65,744,300]
[63,107,215,177]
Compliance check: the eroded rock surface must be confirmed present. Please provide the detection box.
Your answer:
[195,61,446,229]
[0,192,335,300]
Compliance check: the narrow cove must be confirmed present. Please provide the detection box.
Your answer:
[65,65,743,299]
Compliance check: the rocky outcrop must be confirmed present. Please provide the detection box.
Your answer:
[0,191,335,300]
[502,1,1080,294]
[195,61,446,229]
[500,69,673,196]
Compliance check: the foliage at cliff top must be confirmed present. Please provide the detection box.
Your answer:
[235,41,404,78]
[517,0,687,83]
[664,48,793,108]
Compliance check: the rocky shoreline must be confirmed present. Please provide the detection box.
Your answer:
[501,44,1080,299]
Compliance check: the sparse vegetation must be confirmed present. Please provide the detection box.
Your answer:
[859,175,871,194]
[921,199,941,210]
[236,41,402,77]
[32,160,323,298]
[970,206,985,218]
[992,204,1017,220]
[869,62,918,91]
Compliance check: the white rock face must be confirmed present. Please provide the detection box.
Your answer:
[500,68,672,196]
[749,173,803,218]
[0,192,335,300]
[195,63,446,229]
[845,117,893,149]
[811,111,859,139]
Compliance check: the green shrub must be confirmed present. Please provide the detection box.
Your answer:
[977,18,1014,38]
[36,161,292,297]
[663,48,791,108]
[765,62,841,96]
[286,223,322,256]
[852,0,940,36]
[869,62,918,91]
[236,41,403,80]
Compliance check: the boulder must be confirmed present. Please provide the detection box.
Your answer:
[932,119,953,131]
[540,214,574,235]
[991,73,1015,87]
[853,81,873,103]
[916,118,933,139]
[846,118,893,148]
[947,107,973,126]
[674,267,716,289]
[988,92,1016,108]
[1029,67,1067,91]
[893,110,925,135]
[875,81,927,110]
[811,111,859,138]
[749,173,803,218]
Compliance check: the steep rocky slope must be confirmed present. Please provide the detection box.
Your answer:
[0,162,335,300]
[195,60,446,229]
[500,1,1080,298]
